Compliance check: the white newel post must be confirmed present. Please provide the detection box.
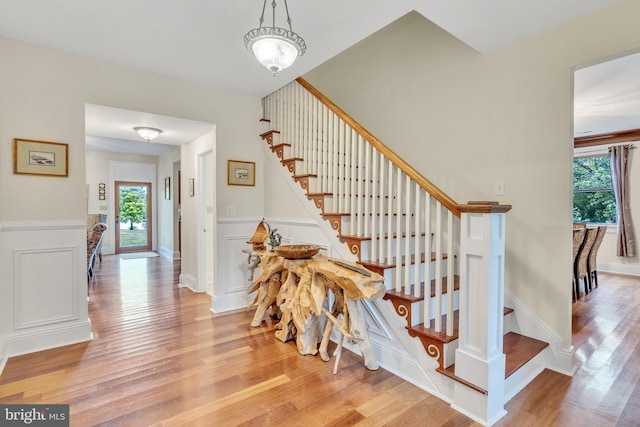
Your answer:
[452,201,511,426]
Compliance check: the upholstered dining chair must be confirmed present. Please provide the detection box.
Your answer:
[88,223,108,280]
[572,228,586,301]
[587,226,607,292]
[574,227,598,299]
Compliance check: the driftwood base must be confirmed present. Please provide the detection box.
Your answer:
[250,253,385,371]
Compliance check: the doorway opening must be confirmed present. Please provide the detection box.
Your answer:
[115,181,152,253]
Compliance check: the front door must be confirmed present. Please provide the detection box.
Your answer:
[114,181,152,253]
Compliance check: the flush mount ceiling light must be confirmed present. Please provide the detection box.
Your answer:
[133,126,163,143]
[243,0,306,75]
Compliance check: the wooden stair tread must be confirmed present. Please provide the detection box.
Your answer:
[293,174,318,179]
[437,331,548,394]
[503,331,549,378]
[409,311,460,343]
[339,231,428,242]
[271,142,291,148]
[358,252,449,271]
[307,192,333,196]
[407,307,514,343]
[384,276,460,303]
[437,366,488,395]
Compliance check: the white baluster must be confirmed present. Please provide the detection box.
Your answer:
[414,184,421,298]
[395,167,403,293]
[356,134,364,237]
[446,210,455,337]
[434,202,443,332]
[371,148,378,262]
[404,175,412,296]
[386,159,393,264]
[423,195,432,327]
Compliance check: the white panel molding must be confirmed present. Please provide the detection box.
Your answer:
[13,246,79,329]
[504,289,576,376]
[0,220,92,371]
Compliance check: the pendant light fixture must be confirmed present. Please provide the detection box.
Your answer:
[133,126,163,143]
[243,0,306,75]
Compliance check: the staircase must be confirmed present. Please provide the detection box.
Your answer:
[259,77,549,426]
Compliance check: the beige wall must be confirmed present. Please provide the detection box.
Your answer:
[0,36,261,360]
[0,36,261,223]
[303,0,640,349]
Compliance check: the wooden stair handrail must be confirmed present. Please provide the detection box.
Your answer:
[296,77,461,217]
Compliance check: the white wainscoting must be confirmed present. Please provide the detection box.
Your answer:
[213,217,333,313]
[0,221,93,373]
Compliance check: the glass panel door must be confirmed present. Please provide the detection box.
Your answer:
[114,181,152,253]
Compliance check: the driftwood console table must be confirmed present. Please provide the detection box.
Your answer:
[249,251,385,371]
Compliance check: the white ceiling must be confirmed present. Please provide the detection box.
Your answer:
[0,0,633,155]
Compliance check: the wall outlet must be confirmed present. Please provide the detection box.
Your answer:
[226,206,236,216]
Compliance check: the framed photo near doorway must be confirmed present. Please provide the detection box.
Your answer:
[14,138,69,177]
[164,177,171,200]
[227,160,255,186]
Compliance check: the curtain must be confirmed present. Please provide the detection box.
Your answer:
[609,145,637,257]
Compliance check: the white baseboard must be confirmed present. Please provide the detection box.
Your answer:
[598,262,640,277]
[1,321,93,367]
[178,274,199,293]
[210,292,252,313]
[157,245,180,260]
[504,289,576,376]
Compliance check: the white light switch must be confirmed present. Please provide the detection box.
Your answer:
[494,180,505,196]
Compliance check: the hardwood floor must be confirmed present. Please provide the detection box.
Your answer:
[1,256,639,426]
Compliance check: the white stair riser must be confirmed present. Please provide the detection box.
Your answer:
[407,290,461,327]
[383,258,454,289]
[359,237,450,261]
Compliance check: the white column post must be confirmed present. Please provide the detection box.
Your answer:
[452,201,511,426]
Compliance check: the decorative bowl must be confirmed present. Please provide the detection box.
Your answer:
[274,244,321,259]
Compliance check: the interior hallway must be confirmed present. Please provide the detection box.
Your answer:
[0,254,638,426]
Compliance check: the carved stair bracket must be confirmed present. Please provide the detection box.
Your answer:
[339,236,362,258]
[281,158,301,175]
[383,294,412,325]
[407,328,445,370]
[307,194,326,212]
[294,175,315,193]
[271,143,290,160]
[322,214,343,235]
[260,130,280,146]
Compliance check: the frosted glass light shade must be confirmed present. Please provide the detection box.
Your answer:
[251,36,299,74]
[133,127,162,142]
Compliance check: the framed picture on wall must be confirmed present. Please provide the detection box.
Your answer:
[164,177,171,200]
[227,160,255,186]
[189,178,195,196]
[14,138,69,177]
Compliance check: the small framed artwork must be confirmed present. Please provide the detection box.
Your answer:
[98,182,106,200]
[164,177,171,200]
[14,138,69,177]
[189,178,195,196]
[227,160,255,186]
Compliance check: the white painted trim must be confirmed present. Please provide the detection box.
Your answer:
[211,293,252,313]
[0,221,85,231]
[157,244,180,260]
[178,273,200,293]
[504,289,576,376]
[1,321,92,362]
[598,262,640,277]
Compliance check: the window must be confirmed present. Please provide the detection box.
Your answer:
[573,154,616,224]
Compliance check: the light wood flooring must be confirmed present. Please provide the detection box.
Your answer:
[0,255,639,426]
